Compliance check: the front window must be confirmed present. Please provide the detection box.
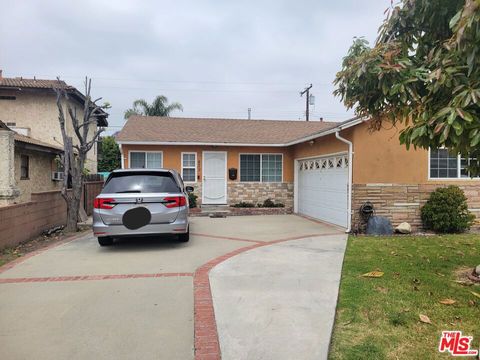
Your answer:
[240,154,282,182]
[129,152,162,169]
[430,149,479,179]
[182,153,197,182]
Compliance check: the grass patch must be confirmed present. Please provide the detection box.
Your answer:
[329,234,480,360]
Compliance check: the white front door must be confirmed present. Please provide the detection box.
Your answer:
[296,154,349,228]
[202,151,227,204]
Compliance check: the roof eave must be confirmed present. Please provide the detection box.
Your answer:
[14,140,63,154]
[116,141,288,147]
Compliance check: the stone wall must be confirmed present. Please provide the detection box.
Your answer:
[352,183,480,231]
[227,182,293,208]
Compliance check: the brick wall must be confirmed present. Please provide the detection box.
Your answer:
[227,182,293,208]
[352,183,480,231]
[0,190,67,249]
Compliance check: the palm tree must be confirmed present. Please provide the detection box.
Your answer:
[124,95,183,119]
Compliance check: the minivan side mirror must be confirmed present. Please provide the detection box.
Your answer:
[185,186,194,193]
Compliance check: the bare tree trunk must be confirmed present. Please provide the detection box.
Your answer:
[55,78,106,233]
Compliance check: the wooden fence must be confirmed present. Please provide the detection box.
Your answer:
[83,180,104,216]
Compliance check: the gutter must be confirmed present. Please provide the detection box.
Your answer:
[335,131,353,233]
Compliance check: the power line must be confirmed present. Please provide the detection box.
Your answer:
[17,73,332,87]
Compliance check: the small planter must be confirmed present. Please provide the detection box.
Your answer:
[189,206,293,217]
[229,207,292,216]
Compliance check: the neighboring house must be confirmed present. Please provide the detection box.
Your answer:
[116,116,480,231]
[0,70,108,174]
[0,121,63,205]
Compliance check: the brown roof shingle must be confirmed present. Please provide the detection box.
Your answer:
[0,76,109,126]
[116,116,339,145]
[0,77,70,89]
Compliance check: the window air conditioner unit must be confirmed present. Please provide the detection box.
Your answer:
[52,172,64,181]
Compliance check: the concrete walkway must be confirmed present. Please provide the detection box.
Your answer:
[209,233,347,360]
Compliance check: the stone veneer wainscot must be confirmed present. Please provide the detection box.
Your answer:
[352,183,480,231]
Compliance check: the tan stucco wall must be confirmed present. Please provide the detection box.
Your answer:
[14,148,60,203]
[121,145,294,182]
[292,121,480,186]
[120,119,480,187]
[292,131,350,161]
[0,90,99,173]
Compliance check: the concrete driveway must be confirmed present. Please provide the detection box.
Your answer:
[0,215,346,360]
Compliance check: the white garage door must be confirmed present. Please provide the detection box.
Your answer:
[297,154,349,228]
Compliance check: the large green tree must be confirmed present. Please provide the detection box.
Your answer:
[98,136,121,172]
[124,95,183,119]
[334,0,480,174]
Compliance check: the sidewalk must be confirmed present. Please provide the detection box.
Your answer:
[209,233,347,360]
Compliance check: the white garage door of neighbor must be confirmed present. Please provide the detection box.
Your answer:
[297,154,349,228]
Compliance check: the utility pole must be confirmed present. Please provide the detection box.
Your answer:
[248,108,251,120]
[300,84,313,121]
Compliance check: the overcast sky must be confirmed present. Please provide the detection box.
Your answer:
[0,0,390,133]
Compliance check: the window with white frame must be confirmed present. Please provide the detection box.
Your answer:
[430,149,479,179]
[182,153,197,182]
[240,154,282,182]
[129,151,162,169]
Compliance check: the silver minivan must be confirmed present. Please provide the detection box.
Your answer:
[93,169,192,246]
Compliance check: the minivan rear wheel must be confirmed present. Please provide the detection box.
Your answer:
[98,236,114,246]
[178,229,189,242]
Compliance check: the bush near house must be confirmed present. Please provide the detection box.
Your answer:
[233,202,256,208]
[188,192,198,208]
[421,186,474,233]
[258,198,285,208]
[233,199,285,208]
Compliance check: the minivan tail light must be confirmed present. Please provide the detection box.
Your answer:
[94,198,115,209]
[164,196,187,208]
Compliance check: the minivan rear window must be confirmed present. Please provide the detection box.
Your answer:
[102,172,180,193]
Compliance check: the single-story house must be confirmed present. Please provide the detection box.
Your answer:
[116,116,480,231]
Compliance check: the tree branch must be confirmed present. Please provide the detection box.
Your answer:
[85,128,104,153]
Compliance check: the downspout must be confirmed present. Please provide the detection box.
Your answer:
[335,131,353,233]
[119,144,125,169]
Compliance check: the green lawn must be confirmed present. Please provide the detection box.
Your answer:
[329,234,480,360]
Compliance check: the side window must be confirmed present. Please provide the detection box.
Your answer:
[20,155,29,179]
